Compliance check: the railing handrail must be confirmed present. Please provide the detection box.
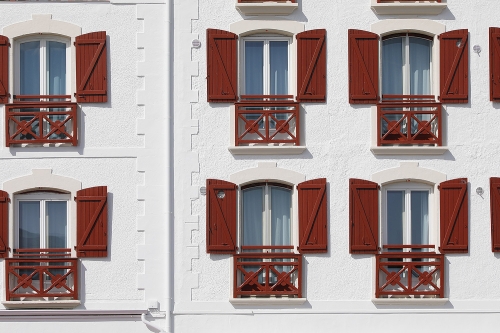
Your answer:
[239,94,294,101]
[240,245,294,250]
[238,0,296,3]
[12,248,72,258]
[378,0,440,2]
[13,94,72,101]
[382,244,436,250]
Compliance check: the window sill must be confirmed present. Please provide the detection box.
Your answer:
[229,298,307,306]
[229,146,306,155]
[370,146,448,155]
[371,2,447,15]
[372,298,449,306]
[2,300,81,309]
[235,2,298,16]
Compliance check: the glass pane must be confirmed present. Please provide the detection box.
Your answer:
[409,37,431,95]
[387,190,405,245]
[270,186,291,247]
[20,41,40,95]
[411,191,429,245]
[47,41,67,95]
[46,201,67,248]
[382,38,403,95]
[244,41,264,95]
[242,187,264,246]
[269,41,288,95]
[19,201,41,248]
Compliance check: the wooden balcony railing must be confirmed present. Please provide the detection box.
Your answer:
[5,248,78,301]
[376,245,444,298]
[236,96,300,146]
[238,0,296,3]
[6,95,77,146]
[377,101,442,146]
[234,246,301,298]
[377,0,441,2]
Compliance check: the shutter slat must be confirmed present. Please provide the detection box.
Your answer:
[206,29,238,103]
[439,29,469,104]
[296,29,327,103]
[206,179,237,254]
[491,178,500,252]
[490,28,500,101]
[298,178,327,253]
[349,178,379,254]
[439,178,468,253]
[0,35,9,104]
[348,29,379,104]
[75,31,107,103]
[0,190,9,258]
[76,186,108,258]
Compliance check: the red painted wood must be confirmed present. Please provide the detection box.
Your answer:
[439,178,468,253]
[349,178,379,254]
[490,28,500,101]
[490,178,500,252]
[348,29,379,104]
[75,186,108,258]
[238,0,296,2]
[206,29,238,103]
[297,178,327,253]
[378,0,440,2]
[0,191,8,258]
[75,31,107,103]
[296,29,327,102]
[206,179,237,254]
[439,29,468,104]
[0,35,8,104]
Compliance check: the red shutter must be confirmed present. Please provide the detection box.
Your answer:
[0,35,8,104]
[348,29,379,104]
[75,186,108,258]
[75,31,107,103]
[296,29,326,103]
[297,178,327,253]
[491,178,500,252]
[439,29,469,104]
[439,178,468,253]
[0,191,9,258]
[206,29,238,103]
[206,179,237,253]
[490,28,500,101]
[349,178,379,254]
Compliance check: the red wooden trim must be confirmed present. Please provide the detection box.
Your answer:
[0,35,9,104]
[490,28,500,101]
[490,178,500,252]
[439,29,469,104]
[296,29,327,103]
[348,29,379,104]
[238,0,296,2]
[0,191,8,258]
[349,178,379,254]
[207,29,238,103]
[439,178,468,253]
[382,244,435,250]
[297,178,327,253]
[75,31,107,103]
[377,0,441,2]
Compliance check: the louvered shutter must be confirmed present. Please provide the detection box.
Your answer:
[491,178,500,252]
[75,31,107,103]
[206,179,237,253]
[349,178,379,254]
[296,29,326,103]
[297,178,327,253]
[0,191,8,258]
[490,28,500,101]
[206,29,238,103]
[439,178,468,253]
[348,29,379,104]
[76,186,108,258]
[439,29,469,104]
[0,35,8,104]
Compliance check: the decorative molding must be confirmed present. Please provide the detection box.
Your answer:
[235,2,298,16]
[371,1,447,15]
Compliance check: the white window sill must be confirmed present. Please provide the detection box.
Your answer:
[371,2,447,15]
[2,300,81,309]
[370,146,448,155]
[372,298,449,306]
[230,297,307,306]
[235,2,298,16]
[228,146,306,155]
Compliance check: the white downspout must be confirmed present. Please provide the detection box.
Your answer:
[142,313,167,333]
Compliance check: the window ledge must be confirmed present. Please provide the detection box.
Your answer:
[372,298,449,306]
[230,298,307,306]
[228,146,306,155]
[235,2,298,16]
[2,300,81,309]
[370,146,448,155]
[371,2,447,15]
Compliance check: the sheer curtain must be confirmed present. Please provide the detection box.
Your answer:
[269,41,288,95]
[382,38,403,96]
[242,187,264,247]
[409,38,431,96]
[19,201,41,248]
[411,191,429,245]
[270,187,291,247]
[244,41,264,95]
[20,41,40,95]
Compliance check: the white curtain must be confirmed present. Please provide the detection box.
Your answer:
[269,41,288,95]
[382,38,403,96]
[245,41,264,95]
[20,41,40,95]
[46,201,67,248]
[409,37,431,96]
[242,187,263,246]
[19,201,41,248]
[270,186,291,247]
